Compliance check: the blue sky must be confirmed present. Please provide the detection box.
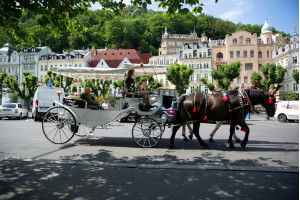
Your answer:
[91,0,299,35]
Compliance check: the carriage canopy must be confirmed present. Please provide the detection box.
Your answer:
[52,64,169,80]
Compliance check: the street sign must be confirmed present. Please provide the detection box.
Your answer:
[47,81,52,87]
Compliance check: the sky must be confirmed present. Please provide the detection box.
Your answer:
[91,0,299,35]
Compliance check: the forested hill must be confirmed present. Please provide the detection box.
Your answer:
[0,6,289,55]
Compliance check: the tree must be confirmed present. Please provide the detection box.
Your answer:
[292,71,299,84]
[44,71,73,93]
[0,71,8,100]
[284,91,298,101]
[84,79,111,97]
[211,61,241,90]
[166,63,194,96]
[1,0,209,44]
[71,85,77,93]
[261,63,287,91]
[251,72,263,89]
[136,76,162,93]
[200,77,215,93]
[5,72,39,109]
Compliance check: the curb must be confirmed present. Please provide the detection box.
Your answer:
[1,157,298,174]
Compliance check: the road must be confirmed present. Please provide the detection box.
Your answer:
[0,116,299,199]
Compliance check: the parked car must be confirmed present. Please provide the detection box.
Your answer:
[275,101,299,122]
[153,101,178,122]
[32,87,65,121]
[0,103,28,120]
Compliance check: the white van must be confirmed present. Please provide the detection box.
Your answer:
[32,87,65,121]
[275,101,299,122]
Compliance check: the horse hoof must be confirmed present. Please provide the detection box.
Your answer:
[240,142,246,149]
[235,139,241,143]
[183,137,188,142]
[229,144,235,149]
[209,138,214,143]
[188,135,193,140]
[169,143,175,148]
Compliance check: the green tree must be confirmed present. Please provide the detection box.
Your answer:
[251,71,263,89]
[261,63,287,91]
[5,72,39,109]
[136,76,162,93]
[0,71,8,99]
[292,71,299,84]
[71,85,77,93]
[166,63,194,96]
[84,79,111,97]
[284,91,298,101]
[200,77,215,93]
[211,61,241,90]
[44,70,73,93]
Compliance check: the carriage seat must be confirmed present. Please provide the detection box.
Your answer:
[63,98,86,108]
[125,93,144,98]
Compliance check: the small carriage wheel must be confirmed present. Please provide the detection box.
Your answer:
[42,107,76,144]
[132,117,162,148]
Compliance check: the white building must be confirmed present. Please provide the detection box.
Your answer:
[272,29,299,94]
[38,49,91,93]
[178,33,213,94]
[0,43,19,80]
[19,46,51,84]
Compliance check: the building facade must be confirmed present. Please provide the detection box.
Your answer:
[0,43,19,80]
[19,46,51,84]
[38,49,91,93]
[178,33,213,94]
[211,19,273,89]
[272,30,299,94]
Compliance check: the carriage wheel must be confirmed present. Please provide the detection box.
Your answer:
[42,107,76,144]
[132,117,162,148]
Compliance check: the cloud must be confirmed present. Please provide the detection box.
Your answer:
[216,0,253,22]
[219,10,245,22]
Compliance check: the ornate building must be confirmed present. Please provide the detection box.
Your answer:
[212,19,273,89]
[0,43,19,81]
[178,33,213,94]
[273,29,299,95]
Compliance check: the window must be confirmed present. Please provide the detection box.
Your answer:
[230,51,234,58]
[293,83,298,91]
[233,38,237,44]
[236,51,240,58]
[204,74,208,79]
[41,65,43,71]
[170,59,174,64]
[191,86,194,93]
[196,74,200,81]
[237,77,241,83]
[267,38,269,44]
[45,65,48,71]
[293,57,298,63]
[258,51,262,58]
[244,76,248,83]
[243,50,247,58]
[166,80,169,86]
[258,64,262,71]
[160,60,164,65]
[245,63,253,70]
[203,52,206,57]
[190,74,194,81]
[267,50,269,57]
[216,52,223,61]
[246,38,251,44]
[250,50,254,57]
[189,53,192,58]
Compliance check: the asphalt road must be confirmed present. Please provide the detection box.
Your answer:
[0,115,299,199]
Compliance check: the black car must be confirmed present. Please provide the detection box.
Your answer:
[153,101,178,122]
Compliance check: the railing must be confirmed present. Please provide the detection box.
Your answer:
[216,58,224,61]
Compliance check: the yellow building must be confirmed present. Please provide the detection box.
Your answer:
[212,19,273,89]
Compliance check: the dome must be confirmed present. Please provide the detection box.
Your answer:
[163,27,169,38]
[261,18,272,34]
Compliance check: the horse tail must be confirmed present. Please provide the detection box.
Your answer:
[176,94,187,122]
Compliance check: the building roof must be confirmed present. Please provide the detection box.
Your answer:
[261,18,272,34]
[91,49,152,68]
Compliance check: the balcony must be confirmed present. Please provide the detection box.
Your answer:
[216,58,224,62]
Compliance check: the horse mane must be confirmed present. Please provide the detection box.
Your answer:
[246,89,266,99]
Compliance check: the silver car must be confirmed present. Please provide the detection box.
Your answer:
[0,103,28,120]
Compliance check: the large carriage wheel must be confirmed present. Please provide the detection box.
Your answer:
[132,117,162,148]
[42,107,76,144]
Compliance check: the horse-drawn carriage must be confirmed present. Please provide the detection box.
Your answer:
[42,64,172,148]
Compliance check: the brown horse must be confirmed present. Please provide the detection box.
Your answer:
[169,89,276,149]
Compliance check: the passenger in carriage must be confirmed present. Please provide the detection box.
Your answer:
[140,94,153,111]
[125,69,135,92]
[80,87,102,110]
